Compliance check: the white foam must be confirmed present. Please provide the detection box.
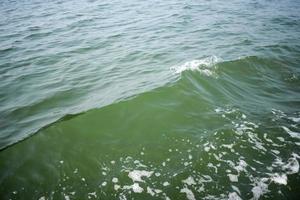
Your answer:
[204,146,210,152]
[163,181,170,186]
[64,195,70,200]
[147,187,155,196]
[88,192,97,198]
[271,150,280,155]
[228,174,238,182]
[222,144,234,149]
[154,189,162,193]
[283,157,299,174]
[263,133,274,143]
[288,117,300,123]
[114,184,121,191]
[228,192,242,200]
[234,159,248,172]
[102,167,109,171]
[132,183,143,193]
[180,187,196,200]
[133,160,147,168]
[271,173,287,185]
[251,179,269,200]
[123,183,144,193]
[170,56,220,76]
[112,177,118,183]
[128,170,153,182]
[208,163,218,173]
[231,186,241,195]
[282,126,300,139]
[292,153,300,159]
[182,176,196,185]
[201,175,213,182]
[277,137,285,142]
[119,194,127,200]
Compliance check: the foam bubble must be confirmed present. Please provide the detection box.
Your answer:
[64,194,70,200]
[204,146,210,152]
[88,192,97,198]
[228,174,238,182]
[182,176,196,185]
[228,192,242,200]
[114,184,121,190]
[133,160,147,168]
[147,187,155,196]
[251,179,269,200]
[180,187,196,200]
[128,170,153,182]
[283,157,299,174]
[163,181,170,186]
[271,150,280,155]
[132,183,143,193]
[154,189,162,193]
[234,159,248,172]
[288,117,300,123]
[231,186,241,195]
[112,177,118,183]
[271,173,287,185]
[282,126,300,139]
[222,144,234,149]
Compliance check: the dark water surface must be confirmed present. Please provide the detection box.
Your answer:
[1,0,300,199]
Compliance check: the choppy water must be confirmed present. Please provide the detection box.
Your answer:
[1,0,300,199]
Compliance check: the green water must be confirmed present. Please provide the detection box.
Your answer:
[1,0,300,199]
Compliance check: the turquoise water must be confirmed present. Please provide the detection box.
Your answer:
[1,0,300,199]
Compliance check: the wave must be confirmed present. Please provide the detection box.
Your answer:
[1,55,299,151]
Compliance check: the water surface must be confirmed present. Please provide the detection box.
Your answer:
[1,0,300,199]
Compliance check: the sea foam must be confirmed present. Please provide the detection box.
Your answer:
[170,56,221,75]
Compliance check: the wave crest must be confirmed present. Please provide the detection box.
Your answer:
[170,56,221,76]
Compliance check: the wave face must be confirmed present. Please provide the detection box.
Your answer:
[1,0,300,199]
[1,56,300,199]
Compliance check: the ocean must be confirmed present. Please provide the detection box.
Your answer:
[0,0,300,199]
